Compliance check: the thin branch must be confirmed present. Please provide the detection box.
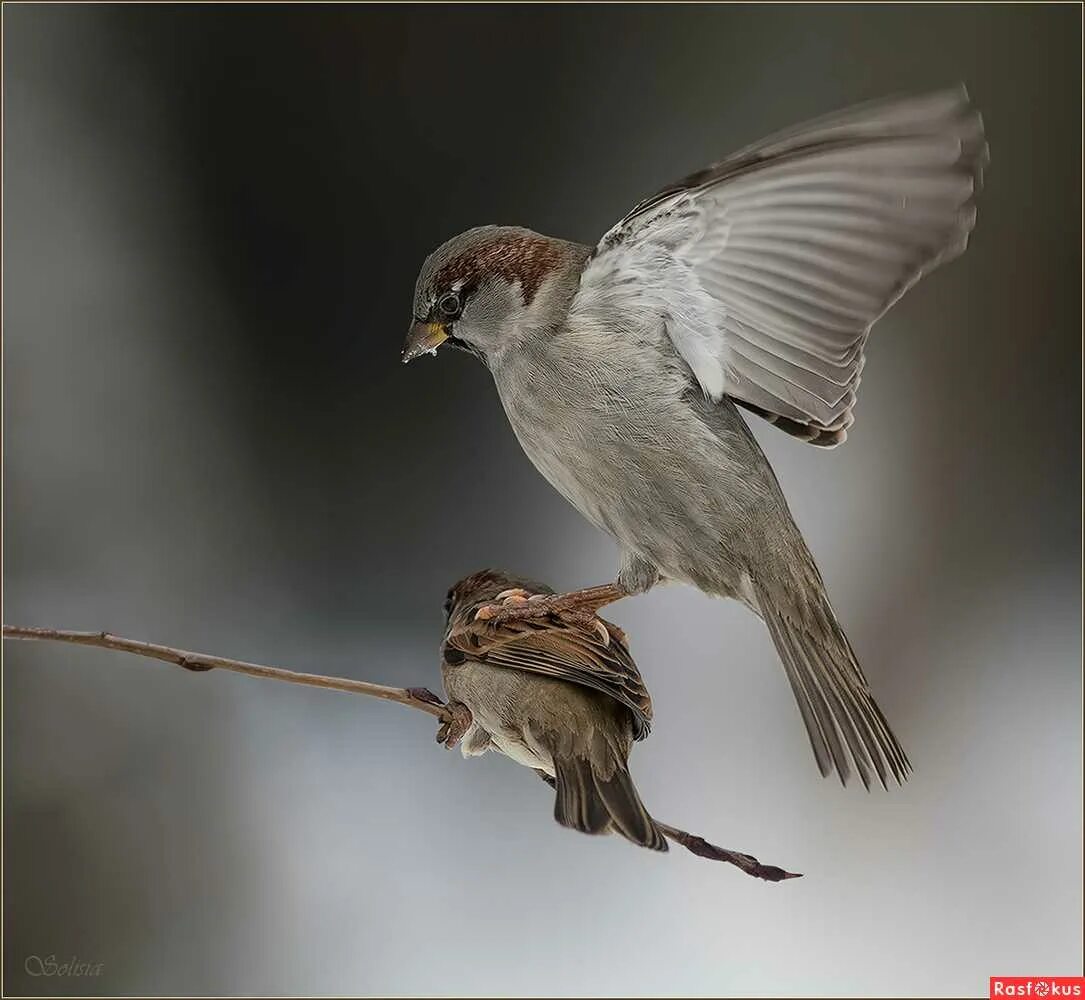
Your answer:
[654,822,801,882]
[533,771,801,882]
[5,623,801,881]
[2,624,452,721]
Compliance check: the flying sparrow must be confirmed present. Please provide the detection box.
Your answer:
[403,89,987,789]
[436,569,800,880]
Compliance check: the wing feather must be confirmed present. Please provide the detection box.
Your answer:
[757,578,912,788]
[575,86,987,445]
[447,611,653,740]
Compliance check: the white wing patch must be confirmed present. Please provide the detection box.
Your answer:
[575,87,988,446]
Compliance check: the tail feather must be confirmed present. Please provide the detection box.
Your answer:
[810,638,881,788]
[552,756,667,851]
[553,756,611,835]
[594,767,668,851]
[816,631,911,782]
[763,608,834,778]
[756,580,911,789]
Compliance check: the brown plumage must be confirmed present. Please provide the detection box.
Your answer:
[438,570,804,880]
[431,231,565,307]
[442,569,665,851]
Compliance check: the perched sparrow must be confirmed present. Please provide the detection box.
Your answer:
[404,89,987,789]
[438,569,799,880]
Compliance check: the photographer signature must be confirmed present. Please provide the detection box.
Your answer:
[24,954,103,977]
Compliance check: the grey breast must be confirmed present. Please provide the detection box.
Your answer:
[492,325,781,594]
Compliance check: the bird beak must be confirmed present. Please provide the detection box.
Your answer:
[402,321,449,363]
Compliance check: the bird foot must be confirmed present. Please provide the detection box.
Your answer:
[602,620,628,648]
[473,583,628,634]
[472,588,536,619]
[475,594,616,645]
[435,700,473,750]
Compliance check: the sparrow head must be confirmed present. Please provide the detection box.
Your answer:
[403,226,588,366]
[443,568,554,628]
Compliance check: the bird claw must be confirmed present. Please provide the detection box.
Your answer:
[591,618,612,646]
[473,594,617,647]
[552,610,612,645]
[435,701,473,750]
[474,588,541,622]
[408,688,472,750]
[606,622,628,648]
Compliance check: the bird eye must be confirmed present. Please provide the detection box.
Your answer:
[437,292,462,319]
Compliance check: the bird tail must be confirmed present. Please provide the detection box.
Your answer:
[754,573,912,790]
[551,754,668,852]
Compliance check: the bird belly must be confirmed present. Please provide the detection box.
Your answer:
[491,733,554,774]
[443,660,556,772]
[496,355,779,599]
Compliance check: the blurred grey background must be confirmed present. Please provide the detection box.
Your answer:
[3,5,1081,997]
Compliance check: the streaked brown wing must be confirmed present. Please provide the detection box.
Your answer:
[446,609,653,740]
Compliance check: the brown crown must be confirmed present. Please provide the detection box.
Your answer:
[433,234,563,305]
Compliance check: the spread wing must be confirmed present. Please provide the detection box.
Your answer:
[446,609,653,740]
[573,87,988,446]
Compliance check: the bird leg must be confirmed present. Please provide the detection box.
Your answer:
[473,582,629,627]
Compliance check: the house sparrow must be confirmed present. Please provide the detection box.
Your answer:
[404,89,987,790]
[437,569,800,880]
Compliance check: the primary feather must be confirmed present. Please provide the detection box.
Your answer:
[580,86,987,445]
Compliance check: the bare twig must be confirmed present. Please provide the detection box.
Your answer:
[654,822,801,882]
[5,623,801,881]
[533,771,801,881]
[2,624,452,722]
